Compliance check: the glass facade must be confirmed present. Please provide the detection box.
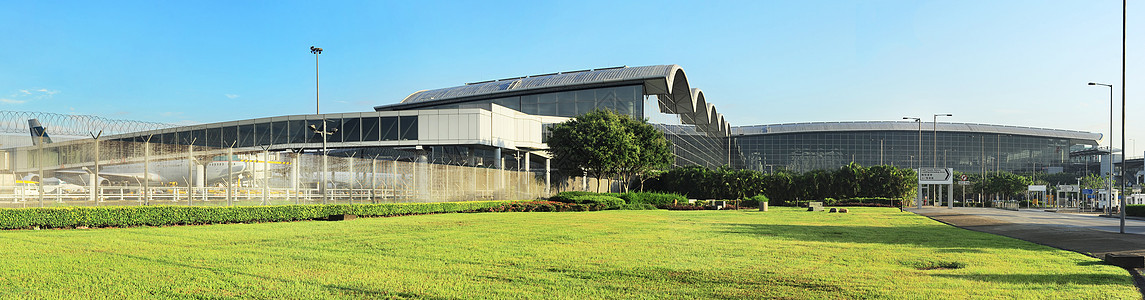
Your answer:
[733,130,1080,174]
[420,85,644,119]
[111,116,419,148]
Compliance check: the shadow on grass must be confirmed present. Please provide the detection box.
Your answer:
[931,273,1131,287]
[721,223,1052,251]
[544,266,858,299]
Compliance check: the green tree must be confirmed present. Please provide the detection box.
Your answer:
[618,114,674,191]
[833,162,864,199]
[547,110,673,192]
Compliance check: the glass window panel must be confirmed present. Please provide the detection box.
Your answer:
[521,95,539,114]
[254,122,271,146]
[575,90,595,102]
[273,121,290,145]
[360,117,380,141]
[380,117,398,141]
[342,117,361,142]
[538,93,556,103]
[206,127,222,148]
[537,102,556,116]
[237,124,254,147]
[288,120,309,144]
[493,97,520,111]
[615,99,632,116]
[191,129,205,147]
[558,100,577,117]
[399,116,418,140]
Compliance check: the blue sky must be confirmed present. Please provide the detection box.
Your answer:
[1,1,1141,150]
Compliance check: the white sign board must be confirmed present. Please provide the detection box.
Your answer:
[958,181,971,185]
[918,168,953,184]
[1058,185,1079,193]
[1028,185,1047,192]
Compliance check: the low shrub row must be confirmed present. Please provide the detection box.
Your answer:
[1127,205,1145,217]
[564,195,625,209]
[469,201,605,212]
[549,191,686,210]
[0,201,515,230]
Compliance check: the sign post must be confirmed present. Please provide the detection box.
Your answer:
[918,168,954,209]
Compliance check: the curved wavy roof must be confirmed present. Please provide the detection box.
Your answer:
[375,64,729,137]
[732,121,1101,143]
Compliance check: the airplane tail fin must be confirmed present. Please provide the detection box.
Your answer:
[29,119,52,145]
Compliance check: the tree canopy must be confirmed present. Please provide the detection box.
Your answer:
[546,110,673,191]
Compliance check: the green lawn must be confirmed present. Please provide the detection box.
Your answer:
[0,207,1136,299]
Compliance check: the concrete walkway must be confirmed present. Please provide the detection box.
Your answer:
[908,207,1145,257]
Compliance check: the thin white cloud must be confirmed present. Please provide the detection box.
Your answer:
[225,94,239,99]
[6,88,59,103]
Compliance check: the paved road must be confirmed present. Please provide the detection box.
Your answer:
[907,206,1145,258]
[909,207,1145,235]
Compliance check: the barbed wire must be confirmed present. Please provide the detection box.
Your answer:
[0,111,177,136]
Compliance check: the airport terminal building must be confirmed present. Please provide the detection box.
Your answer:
[0,64,1106,202]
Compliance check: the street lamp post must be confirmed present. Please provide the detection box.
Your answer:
[1089,82,1116,228]
[931,114,952,208]
[905,117,922,208]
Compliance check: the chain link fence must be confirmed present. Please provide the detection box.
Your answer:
[0,138,615,208]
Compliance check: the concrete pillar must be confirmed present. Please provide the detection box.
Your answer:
[494,148,502,170]
[948,183,954,209]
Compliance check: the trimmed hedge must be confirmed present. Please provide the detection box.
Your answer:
[619,192,687,206]
[1128,205,1145,217]
[548,191,601,203]
[0,201,515,230]
[563,195,625,209]
[550,191,686,209]
[741,194,769,208]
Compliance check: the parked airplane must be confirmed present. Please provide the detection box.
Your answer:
[22,119,248,188]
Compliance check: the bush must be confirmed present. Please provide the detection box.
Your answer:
[741,194,769,208]
[551,195,625,210]
[0,201,516,230]
[619,192,686,206]
[549,191,602,203]
[822,198,838,206]
[1127,205,1145,217]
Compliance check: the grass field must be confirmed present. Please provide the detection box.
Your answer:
[0,207,1137,299]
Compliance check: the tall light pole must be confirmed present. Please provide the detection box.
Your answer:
[933,114,952,168]
[905,117,922,208]
[311,46,322,114]
[310,45,329,204]
[1089,82,1113,220]
[1121,0,1126,234]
